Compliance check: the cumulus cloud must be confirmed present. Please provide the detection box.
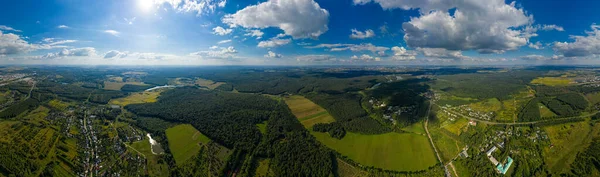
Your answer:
[258,36,291,48]
[154,0,227,16]
[244,30,264,39]
[217,39,232,44]
[296,54,336,62]
[57,25,69,29]
[542,25,564,32]
[520,54,548,60]
[417,48,468,60]
[350,29,375,39]
[356,0,537,54]
[264,51,282,58]
[528,41,544,49]
[104,50,129,58]
[189,46,238,59]
[0,25,22,32]
[391,46,417,60]
[0,31,37,55]
[553,24,600,57]
[104,30,120,36]
[351,54,381,61]
[222,0,329,39]
[42,47,97,59]
[212,26,232,35]
[307,43,388,54]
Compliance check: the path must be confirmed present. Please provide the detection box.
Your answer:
[424,102,450,177]
[435,103,596,125]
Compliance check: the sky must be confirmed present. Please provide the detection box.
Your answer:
[1,0,600,66]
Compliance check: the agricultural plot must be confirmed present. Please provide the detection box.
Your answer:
[401,121,426,135]
[165,124,211,165]
[109,90,161,107]
[103,81,147,91]
[312,131,437,172]
[531,77,572,86]
[195,78,225,90]
[284,95,335,128]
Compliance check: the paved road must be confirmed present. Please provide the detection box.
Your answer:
[434,103,596,125]
[424,102,450,177]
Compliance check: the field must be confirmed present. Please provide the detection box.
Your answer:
[442,118,468,135]
[109,90,161,106]
[312,131,437,171]
[336,158,369,177]
[530,77,572,86]
[468,98,502,112]
[47,99,70,111]
[585,92,600,105]
[195,78,225,90]
[127,138,170,177]
[542,121,600,174]
[402,121,426,135]
[103,81,147,91]
[431,128,463,163]
[539,103,558,118]
[165,124,211,165]
[284,95,335,128]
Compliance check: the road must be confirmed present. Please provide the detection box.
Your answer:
[434,103,597,125]
[423,102,450,177]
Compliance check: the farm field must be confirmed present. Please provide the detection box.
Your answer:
[530,77,572,86]
[109,90,161,106]
[195,78,225,90]
[103,81,147,91]
[165,124,211,165]
[311,131,437,171]
[402,121,426,135]
[284,95,335,128]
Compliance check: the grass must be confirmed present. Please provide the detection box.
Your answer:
[442,118,468,135]
[431,128,463,163]
[128,138,170,177]
[585,92,600,105]
[104,81,147,91]
[109,90,161,107]
[468,98,502,112]
[195,78,225,90]
[284,95,335,128]
[539,103,558,118]
[257,122,267,134]
[542,121,600,174]
[312,131,437,171]
[401,121,426,135]
[48,99,69,111]
[255,158,274,177]
[336,158,369,177]
[166,124,211,165]
[531,77,572,86]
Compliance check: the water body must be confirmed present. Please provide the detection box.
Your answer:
[146,133,164,154]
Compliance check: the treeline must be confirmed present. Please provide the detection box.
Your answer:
[569,137,600,176]
[518,92,588,121]
[313,122,346,139]
[305,92,391,135]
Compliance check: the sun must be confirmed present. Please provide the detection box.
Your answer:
[138,0,155,12]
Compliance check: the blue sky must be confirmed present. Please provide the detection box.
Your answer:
[1,0,600,65]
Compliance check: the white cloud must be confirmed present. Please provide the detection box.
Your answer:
[0,31,37,55]
[217,39,232,44]
[553,24,600,57]
[124,17,136,25]
[520,54,548,60]
[307,43,388,54]
[212,26,232,35]
[297,42,312,46]
[351,54,380,61]
[104,30,120,36]
[391,46,417,60]
[222,0,329,39]
[357,0,535,54]
[264,51,282,58]
[258,37,291,48]
[57,25,69,29]
[42,47,97,59]
[542,25,564,32]
[528,41,543,49]
[154,0,227,16]
[417,48,468,60]
[350,29,375,39]
[296,54,336,62]
[209,46,219,49]
[244,29,264,39]
[0,25,22,32]
[189,46,238,59]
[104,50,129,58]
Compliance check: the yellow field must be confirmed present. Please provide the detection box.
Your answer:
[109,91,161,106]
[531,77,572,86]
[283,95,335,128]
[103,81,146,90]
[107,76,124,82]
[195,78,225,90]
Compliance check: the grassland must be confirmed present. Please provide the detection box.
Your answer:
[468,98,502,112]
[284,95,335,128]
[128,138,170,177]
[442,118,468,135]
[165,124,211,165]
[195,78,225,90]
[539,103,558,118]
[257,122,267,134]
[312,131,437,171]
[496,89,533,122]
[542,121,600,174]
[585,92,600,105]
[109,91,161,107]
[103,81,147,91]
[531,77,572,86]
[48,99,70,111]
[255,158,274,177]
[402,121,426,135]
[336,158,369,177]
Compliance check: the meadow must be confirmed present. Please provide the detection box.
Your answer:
[539,103,558,118]
[312,131,437,171]
[165,124,211,165]
[530,77,572,86]
[284,95,335,128]
[195,78,225,90]
[542,120,600,174]
[109,90,161,106]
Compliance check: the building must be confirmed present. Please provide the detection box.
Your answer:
[496,157,513,174]
[486,146,497,156]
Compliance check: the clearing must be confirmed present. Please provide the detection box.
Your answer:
[109,90,161,107]
[195,78,225,90]
[530,77,572,86]
[166,124,211,165]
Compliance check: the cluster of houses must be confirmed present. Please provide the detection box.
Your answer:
[368,98,417,125]
[485,144,513,175]
[445,104,495,121]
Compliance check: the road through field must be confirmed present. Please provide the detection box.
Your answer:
[424,102,450,177]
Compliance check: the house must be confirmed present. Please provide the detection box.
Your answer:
[469,120,477,126]
[486,146,497,156]
[496,157,513,174]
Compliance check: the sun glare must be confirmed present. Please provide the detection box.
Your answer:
[138,0,154,12]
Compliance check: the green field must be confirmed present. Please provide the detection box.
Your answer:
[531,77,572,86]
[585,92,600,105]
[109,90,161,107]
[402,121,426,135]
[166,124,211,165]
[543,121,600,173]
[539,103,558,118]
[128,138,170,177]
[312,131,437,171]
[284,95,335,128]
